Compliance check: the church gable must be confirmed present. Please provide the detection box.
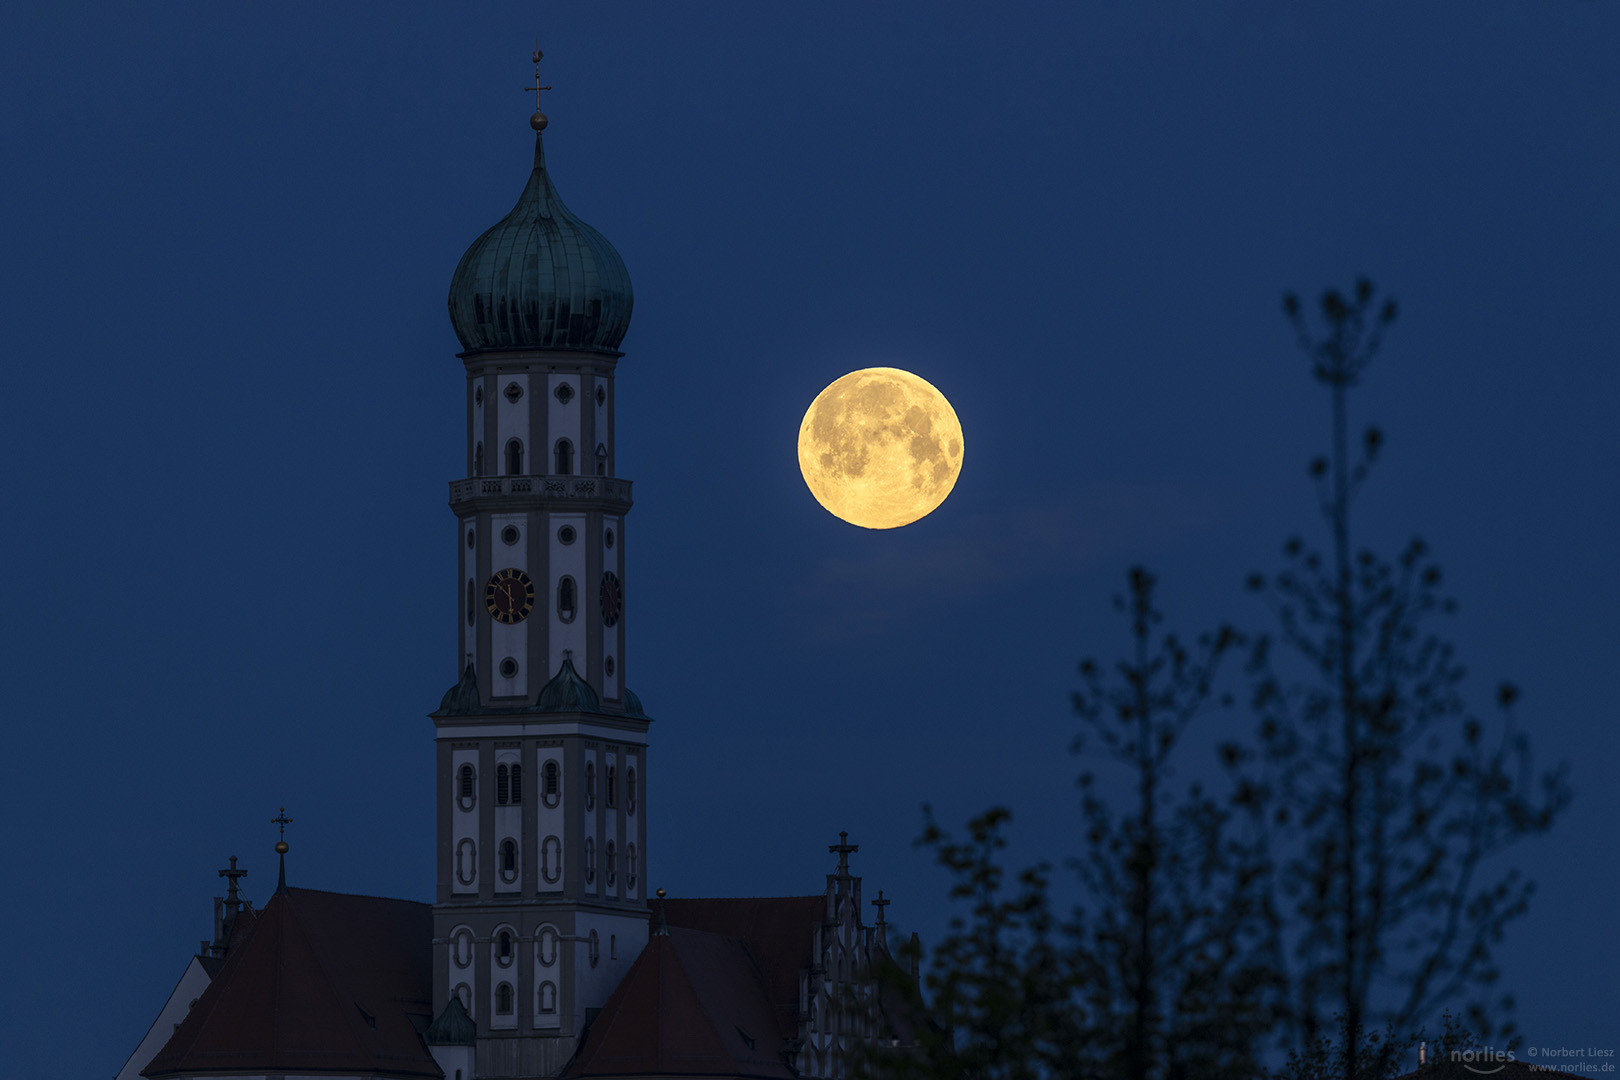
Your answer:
[661,895,827,1042]
[142,888,437,1080]
[563,925,795,1080]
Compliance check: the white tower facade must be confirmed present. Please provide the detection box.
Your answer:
[431,103,649,1078]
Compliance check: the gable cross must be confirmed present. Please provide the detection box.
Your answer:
[217,855,248,910]
[871,889,890,926]
[829,830,858,877]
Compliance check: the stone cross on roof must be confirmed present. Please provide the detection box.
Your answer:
[871,889,890,926]
[218,855,248,914]
[829,831,858,877]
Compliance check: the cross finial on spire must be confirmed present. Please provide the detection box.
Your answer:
[872,889,890,925]
[271,807,292,894]
[525,45,551,132]
[829,830,858,877]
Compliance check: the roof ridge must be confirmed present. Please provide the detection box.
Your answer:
[274,889,382,1058]
[662,894,823,902]
[284,885,431,905]
[665,929,739,1064]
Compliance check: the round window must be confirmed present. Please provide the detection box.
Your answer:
[596,385,606,404]
[554,383,575,404]
[558,526,576,545]
[605,656,615,677]
[499,657,519,679]
[466,529,475,549]
[501,525,520,545]
[504,382,524,403]
[475,386,484,405]
[604,528,615,549]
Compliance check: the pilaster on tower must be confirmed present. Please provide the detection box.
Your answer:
[431,60,649,1074]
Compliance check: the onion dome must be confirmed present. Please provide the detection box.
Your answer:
[535,654,601,713]
[424,995,477,1046]
[448,133,633,354]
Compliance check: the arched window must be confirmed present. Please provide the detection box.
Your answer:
[606,839,617,887]
[595,442,608,476]
[627,767,637,814]
[606,765,617,809]
[466,579,475,626]
[557,576,576,623]
[538,981,557,1013]
[500,839,517,881]
[585,761,596,809]
[455,839,476,885]
[509,764,521,804]
[506,439,524,476]
[588,929,600,968]
[627,842,638,888]
[496,764,510,805]
[455,983,471,1011]
[458,765,476,810]
[584,837,596,884]
[544,760,559,797]
[538,925,558,966]
[496,983,513,1014]
[474,442,484,477]
[554,438,573,475]
[498,930,512,961]
[541,836,562,883]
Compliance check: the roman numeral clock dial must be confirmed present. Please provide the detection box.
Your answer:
[484,568,535,624]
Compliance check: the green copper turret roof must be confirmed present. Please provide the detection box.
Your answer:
[431,659,650,720]
[424,994,477,1046]
[448,132,633,354]
[535,655,600,713]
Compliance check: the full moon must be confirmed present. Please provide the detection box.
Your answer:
[797,367,965,529]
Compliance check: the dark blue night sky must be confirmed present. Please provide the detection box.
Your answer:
[1,4,1615,1076]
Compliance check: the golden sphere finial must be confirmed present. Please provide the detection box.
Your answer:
[275,840,289,854]
[655,887,666,898]
[530,111,548,132]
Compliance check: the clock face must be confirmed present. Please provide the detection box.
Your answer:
[599,571,622,627]
[485,568,536,624]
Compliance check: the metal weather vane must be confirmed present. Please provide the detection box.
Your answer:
[525,45,551,131]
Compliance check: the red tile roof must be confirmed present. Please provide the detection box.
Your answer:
[564,925,797,1079]
[142,887,438,1079]
[661,895,826,1041]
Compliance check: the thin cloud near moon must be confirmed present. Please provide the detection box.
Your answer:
[797,367,965,529]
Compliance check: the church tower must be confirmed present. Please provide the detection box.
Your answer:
[430,57,649,1078]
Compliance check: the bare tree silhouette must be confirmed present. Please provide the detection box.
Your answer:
[1232,279,1570,1080]
[864,281,1568,1080]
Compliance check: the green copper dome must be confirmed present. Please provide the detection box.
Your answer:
[448,133,633,354]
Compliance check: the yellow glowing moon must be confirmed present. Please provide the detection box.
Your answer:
[797,367,965,529]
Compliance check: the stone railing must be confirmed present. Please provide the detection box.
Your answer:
[448,475,633,504]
